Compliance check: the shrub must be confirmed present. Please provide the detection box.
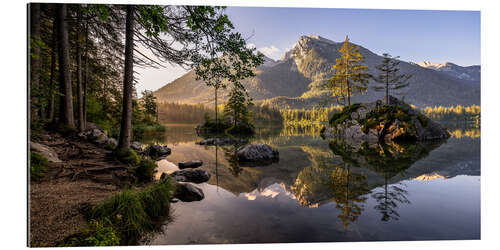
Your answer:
[134,157,158,182]
[59,219,120,247]
[112,148,139,166]
[30,152,47,181]
[329,103,361,127]
[89,178,175,245]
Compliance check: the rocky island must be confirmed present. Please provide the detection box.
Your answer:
[321,96,451,145]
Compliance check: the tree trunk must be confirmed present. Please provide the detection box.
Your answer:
[48,17,57,122]
[56,4,75,128]
[83,22,89,128]
[118,5,135,149]
[346,79,351,106]
[76,9,84,132]
[30,3,41,121]
[215,87,218,131]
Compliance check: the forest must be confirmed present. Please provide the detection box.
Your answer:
[28,3,263,247]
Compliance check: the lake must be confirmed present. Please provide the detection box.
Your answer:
[144,123,480,244]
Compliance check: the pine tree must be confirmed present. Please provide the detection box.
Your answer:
[223,83,253,130]
[372,53,412,104]
[324,35,370,106]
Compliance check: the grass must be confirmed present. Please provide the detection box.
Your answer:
[112,147,140,166]
[30,152,47,181]
[133,157,158,183]
[62,177,176,246]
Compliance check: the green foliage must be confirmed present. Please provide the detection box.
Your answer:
[141,90,158,121]
[30,152,48,181]
[89,178,175,245]
[322,35,370,106]
[223,83,254,133]
[112,148,139,166]
[59,219,120,247]
[329,103,362,127]
[133,157,158,182]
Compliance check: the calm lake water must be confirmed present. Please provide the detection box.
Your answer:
[144,123,480,244]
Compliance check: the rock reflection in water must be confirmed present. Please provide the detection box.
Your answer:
[148,124,479,244]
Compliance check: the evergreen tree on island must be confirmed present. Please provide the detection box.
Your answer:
[323,35,370,106]
[372,53,413,104]
[223,82,254,133]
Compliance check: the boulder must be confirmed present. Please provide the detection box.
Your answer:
[178,160,203,169]
[145,145,171,157]
[173,183,205,202]
[236,144,279,162]
[171,169,211,183]
[30,141,62,163]
[105,137,118,148]
[130,141,144,151]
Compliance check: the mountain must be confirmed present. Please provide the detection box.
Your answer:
[154,35,480,108]
[416,61,480,82]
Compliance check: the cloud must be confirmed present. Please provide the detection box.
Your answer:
[258,45,281,60]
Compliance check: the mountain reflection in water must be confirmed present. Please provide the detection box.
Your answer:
[147,123,480,244]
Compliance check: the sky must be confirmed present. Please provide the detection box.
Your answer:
[135,7,480,95]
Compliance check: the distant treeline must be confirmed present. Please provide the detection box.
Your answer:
[419,105,480,124]
[157,102,283,125]
[280,106,343,126]
[157,102,213,124]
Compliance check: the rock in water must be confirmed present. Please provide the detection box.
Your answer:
[174,183,204,202]
[30,141,62,163]
[178,160,203,169]
[236,144,279,162]
[171,169,211,183]
[145,145,171,157]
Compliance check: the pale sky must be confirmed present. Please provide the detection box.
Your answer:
[134,7,480,96]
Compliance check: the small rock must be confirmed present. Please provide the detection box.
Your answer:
[174,183,204,202]
[89,128,105,141]
[236,144,279,162]
[130,141,143,151]
[178,160,203,169]
[171,169,211,183]
[170,198,180,203]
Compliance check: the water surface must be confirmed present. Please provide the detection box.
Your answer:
[145,124,480,244]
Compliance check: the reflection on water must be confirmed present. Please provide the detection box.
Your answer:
[147,123,480,244]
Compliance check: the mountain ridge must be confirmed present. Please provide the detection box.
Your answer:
[154,35,480,109]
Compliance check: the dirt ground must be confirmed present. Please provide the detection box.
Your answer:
[29,132,134,247]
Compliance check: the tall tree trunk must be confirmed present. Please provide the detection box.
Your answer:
[48,18,57,121]
[30,3,41,121]
[118,5,135,149]
[215,87,218,131]
[83,22,89,127]
[56,4,75,128]
[76,9,84,132]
